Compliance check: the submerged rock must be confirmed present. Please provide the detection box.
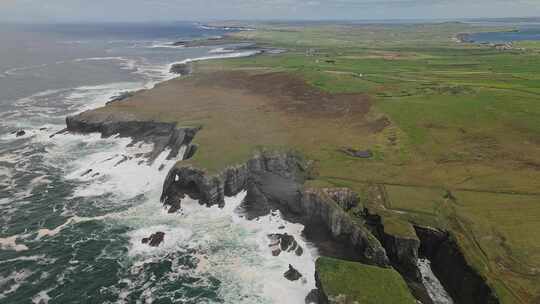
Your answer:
[170,62,193,75]
[14,130,26,137]
[142,231,165,247]
[81,169,93,177]
[107,91,134,105]
[305,289,320,304]
[284,264,302,281]
[166,197,182,214]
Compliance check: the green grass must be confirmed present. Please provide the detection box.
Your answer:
[316,257,417,304]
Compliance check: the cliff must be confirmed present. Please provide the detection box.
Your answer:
[65,110,199,162]
[362,210,421,280]
[415,226,500,304]
[161,151,390,267]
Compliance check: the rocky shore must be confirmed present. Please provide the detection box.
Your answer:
[161,151,390,267]
[65,110,199,163]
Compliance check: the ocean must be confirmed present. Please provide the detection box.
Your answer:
[466,23,540,43]
[0,22,317,304]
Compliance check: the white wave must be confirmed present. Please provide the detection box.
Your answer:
[147,42,185,49]
[0,255,57,266]
[131,58,176,85]
[119,190,318,304]
[37,215,108,239]
[4,63,49,76]
[180,192,318,304]
[418,258,454,304]
[13,88,68,106]
[37,218,76,238]
[38,122,318,303]
[0,236,29,252]
[32,289,52,304]
[0,167,12,179]
[64,81,146,112]
[209,47,234,54]
[170,50,261,68]
[0,151,23,164]
[63,138,174,199]
[74,56,133,65]
[0,269,34,299]
[3,82,145,131]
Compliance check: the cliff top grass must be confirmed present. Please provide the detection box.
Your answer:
[87,22,540,303]
[316,256,416,304]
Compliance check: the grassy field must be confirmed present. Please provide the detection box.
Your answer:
[98,22,540,303]
[316,256,417,304]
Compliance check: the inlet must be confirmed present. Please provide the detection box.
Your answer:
[415,226,500,304]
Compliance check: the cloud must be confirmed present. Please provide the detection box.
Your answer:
[0,0,539,22]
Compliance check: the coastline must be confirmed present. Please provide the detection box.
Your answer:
[4,20,539,304]
[63,56,499,303]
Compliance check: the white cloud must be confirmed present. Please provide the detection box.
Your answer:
[0,0,539,22]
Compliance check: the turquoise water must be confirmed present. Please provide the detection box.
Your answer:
[0,23,317,303]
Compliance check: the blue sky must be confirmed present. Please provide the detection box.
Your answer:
[1,0,539,22]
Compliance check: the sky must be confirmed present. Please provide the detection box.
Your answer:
[0,0,539,22]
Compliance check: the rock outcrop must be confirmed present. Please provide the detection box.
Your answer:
[362,209,421,281]
[107,91,135,105]
[268,233,303,256]
[65,110,199,162]
[161,151,301,208]
[169,62,193,75]
[298,189,389,266]
[13,130,26,137]
[305,289,321,304]
[284,264,302,281]
[142,232,165,247]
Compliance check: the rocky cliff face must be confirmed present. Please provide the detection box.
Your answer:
[65,111,199,162]
[161,151,390,267]
[415,226,500,304]
[362,210,421,281]
[298,189,389,266]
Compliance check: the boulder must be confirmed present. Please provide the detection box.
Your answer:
[142,232,165,247]
[268,233,303,256]
[305,289,321,304]
[15,130,26,137]
[170,63,193,75]
[284,264,302,281]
